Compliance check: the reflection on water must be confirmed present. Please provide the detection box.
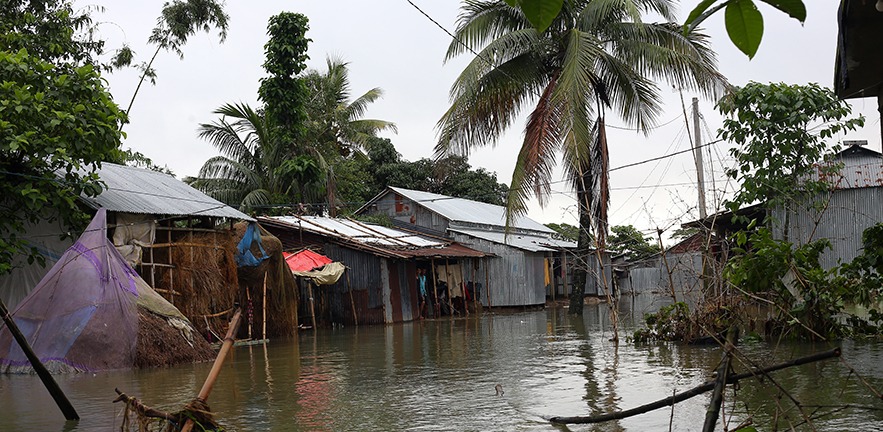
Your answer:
[0,294,882,431]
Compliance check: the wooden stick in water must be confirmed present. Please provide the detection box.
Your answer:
[180,308,243,432]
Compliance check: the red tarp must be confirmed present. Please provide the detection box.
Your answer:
[283,250,332,272]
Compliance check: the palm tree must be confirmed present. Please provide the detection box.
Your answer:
[303,57,398,156]
[302,57,398,214]
[192,103,323,213]
[436,0,727,315]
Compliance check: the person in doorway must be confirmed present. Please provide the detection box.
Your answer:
[417,268,428,319]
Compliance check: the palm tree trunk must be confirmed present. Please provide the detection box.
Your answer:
[569,165,592,315]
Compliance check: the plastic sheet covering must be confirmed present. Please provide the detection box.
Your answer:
[235,222,269,267]
[0,209,138,373]
[293,262,346,286]
[284,249,332,272]
[112,213,155,266]
[0,218,72,310]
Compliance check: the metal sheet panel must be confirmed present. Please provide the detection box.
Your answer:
[772,187,883,270]
[274,215,443,248]
[78,163,253,221]
[448,228,575,252]
[387,187,554,234]
[451,233,545,307]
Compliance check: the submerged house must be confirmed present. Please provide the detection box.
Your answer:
[258,215,487,326]
[1,163,260,338]
[685,144,883,272]
[356,187,607,306]
[617,233,720,305]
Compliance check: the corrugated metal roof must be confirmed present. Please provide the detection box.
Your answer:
[265,216,489,259]
[816,147,883,189]
[78,163,254,221]
[386,187,554,234]
[274,215,442,248]
[449,228,576,253]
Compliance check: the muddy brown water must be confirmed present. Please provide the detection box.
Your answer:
[1,294,882,431]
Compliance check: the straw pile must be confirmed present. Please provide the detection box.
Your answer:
[162,231,238,340]
[234,222,299,338]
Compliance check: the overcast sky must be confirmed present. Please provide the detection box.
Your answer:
[87,1,880,240]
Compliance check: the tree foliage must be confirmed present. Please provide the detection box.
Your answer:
[258,12,310,144]
[191,103,324,214]
[437,0,726,314]
[720,82,864,221]
[112,0,229,119]
[683,0,806,59]
[331,137,510,214]
[0,0,125,274]
[545,223,579,242]
[608,225,660,262]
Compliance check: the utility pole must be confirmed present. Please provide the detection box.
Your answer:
[692,97,707,219]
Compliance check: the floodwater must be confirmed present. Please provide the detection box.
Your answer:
[1,294,883,431]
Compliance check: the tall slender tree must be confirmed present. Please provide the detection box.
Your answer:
[436,0,727,315]
[302,57,397,215]
[191,103,323,213]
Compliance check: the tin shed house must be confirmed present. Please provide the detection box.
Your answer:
[357,187,610,306]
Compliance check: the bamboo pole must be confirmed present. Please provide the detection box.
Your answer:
[702,328,736,432]
[346,270,358,326]
[180,309,243,432]
[307,281,317,330]
[245,285,253,340]
[459,260,469,316]
[550,348,841,425]
[0,298,78,420]
[444,259,454,316]
[471,258,478,312]
[262,271,268,341]
[431,258,440,318]
[484,259,491,309]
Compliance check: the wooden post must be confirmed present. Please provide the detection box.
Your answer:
[562,253,569,298]
[484,259,491,309]
[551,254,556,302]
[245,285,253,340]
[168,223,174,305]
[346,270,358,326]
[308,282,317,330]
[459,260,469,316]
[444,259,454,316]
[181,309,243,432]
[702,328,736,432]
[262,272,268,341]
[471,258,478,312]
[431,258,440,318]
[0,298,78,420]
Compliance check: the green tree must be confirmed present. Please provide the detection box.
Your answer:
[112,0,229,120]
[546,223,579,241]
[505,0,809,59]
[436,0,726,314]
[608,225,660,262]
[683,0,806,59]
[302,58,397,215]
[258,12,310,145]
[719,82,864,240]
[304,57,397,157]
[0,0,125,274]
[191,103,323,213]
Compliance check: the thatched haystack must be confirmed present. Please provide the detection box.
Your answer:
[234,222,299,338]
[160,230,238,340]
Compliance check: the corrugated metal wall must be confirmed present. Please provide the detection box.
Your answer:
[771,187,883,270]
[450,233,545,306]
[619,252,705,304]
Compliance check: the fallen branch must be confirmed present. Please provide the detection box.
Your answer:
[112,388,174,421]
[550,348,841,424]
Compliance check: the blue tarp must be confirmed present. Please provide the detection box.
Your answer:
[235,222,270,267]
